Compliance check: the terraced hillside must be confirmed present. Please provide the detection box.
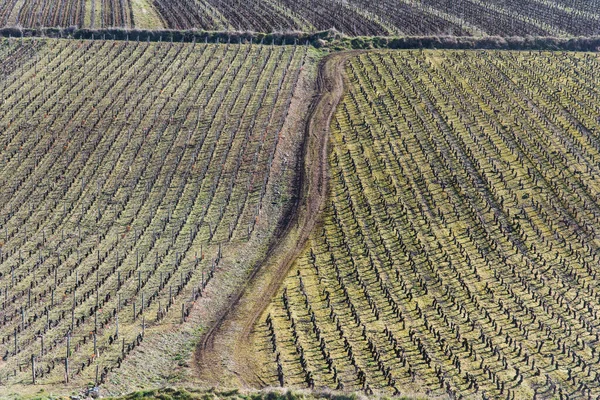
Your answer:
[0,37,318,392]
[255,50,600,399]
[0,0,599,36]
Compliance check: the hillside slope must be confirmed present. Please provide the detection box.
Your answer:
[0,0,599,36]
[0,37,319,395]
[254,49,600,399]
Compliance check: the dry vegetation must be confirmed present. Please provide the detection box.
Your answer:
[0,0,599,35]
[2,1,600,398]
[0,36,317,393]
[255,50,600,399]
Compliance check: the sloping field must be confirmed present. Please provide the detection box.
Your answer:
[254,50,600,399]
[0,37,319,392]
[0,0,142,29]
[0,0,599,36]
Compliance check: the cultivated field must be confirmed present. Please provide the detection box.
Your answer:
[0,0,599,36]
[0,0,144,29]
[0,37,318,392]
[255,50,600,399]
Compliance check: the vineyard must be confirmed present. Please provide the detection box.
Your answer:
[0,0,140,29]
[0,0,599,36]
[0,36,318,392]
[255,50,600,399]
[1,0,600,396]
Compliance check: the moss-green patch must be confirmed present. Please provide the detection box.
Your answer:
[130,0,164,29]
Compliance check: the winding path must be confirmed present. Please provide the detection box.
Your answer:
[195,51,359,388]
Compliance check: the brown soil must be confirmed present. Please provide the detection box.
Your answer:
[194,51,360,388]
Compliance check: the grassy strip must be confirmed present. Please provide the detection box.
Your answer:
[110,388,420,400]
[0,387,423,400]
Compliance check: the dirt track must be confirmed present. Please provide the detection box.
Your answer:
[195,51,358,387]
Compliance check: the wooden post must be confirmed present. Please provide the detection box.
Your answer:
[93,333,98,358]
[181,303,185,323]
[65,357,69,383]
[31,354,35,384]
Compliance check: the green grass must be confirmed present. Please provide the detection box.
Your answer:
[130,0,165,29]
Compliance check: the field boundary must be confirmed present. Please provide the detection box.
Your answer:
[1,27,600,51]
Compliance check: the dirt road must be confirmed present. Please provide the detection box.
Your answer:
[195,51,357,388]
